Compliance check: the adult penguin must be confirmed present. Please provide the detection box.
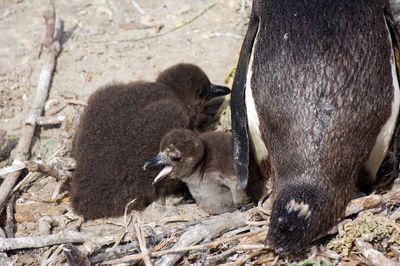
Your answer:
[231,0,400,252]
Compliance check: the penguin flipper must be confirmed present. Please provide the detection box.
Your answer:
[231,12,259,189]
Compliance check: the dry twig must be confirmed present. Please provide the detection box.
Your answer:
[345,194,383,217]
[89,220,200,264]
[154,210,247,266]
[0,130,6,147]
[26,160,71,180]
[13,145,66,193]
[40,244,64,266]
[0,228,12,265]
[0,230,118,251]
[0,0,62,211]
[100,211,251,265]
[5,194,15,238]
[135,219,153,266]
[36,116,65,127]
[355,239,398,266]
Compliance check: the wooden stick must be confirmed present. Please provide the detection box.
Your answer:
[345,194,383,217]
[5,194,15,238]
[154,211,247,266]
[0,228,12,265]
[0,161,26,178]
[0,0,62,211]
[26,160,71,180]
[40,244,64,266]
[103,242,266,265]
[355,239,399,266]
[66,100,87,106]
[0,130,6,147]
[99,211,250,265]
[135,219,153,266]
[153,230,262,257]
[90,220,200,264]
[12,145,66,193]
[36,116,64,127]
[0,230,118,251]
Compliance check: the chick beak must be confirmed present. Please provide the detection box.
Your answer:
[143,153,163,170]
[143,153,174,185]
[152,166,173,185]
[207,84,231,100]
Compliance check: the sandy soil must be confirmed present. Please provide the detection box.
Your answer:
[0,0,250,265]
[1,0,248,135]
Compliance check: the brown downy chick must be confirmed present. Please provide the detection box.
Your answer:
[71,65,230,219]
[157,63,230,130]
[144,129,263,214]
[71,83,189,219]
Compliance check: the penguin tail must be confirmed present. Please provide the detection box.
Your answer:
[266,181,352,253]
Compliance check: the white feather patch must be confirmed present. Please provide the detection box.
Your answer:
[285,199,312,219]
[365,17,400,178]
[245,24,269,165]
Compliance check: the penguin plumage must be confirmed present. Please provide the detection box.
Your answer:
[144,129,264,214]
[231,0,400,252]
[157,63,230,130]
[71,64,230,219]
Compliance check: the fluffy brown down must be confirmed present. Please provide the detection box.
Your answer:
[147,129,264,214]
[70,64,228,219]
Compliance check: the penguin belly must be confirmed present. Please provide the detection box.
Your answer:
[245,26,269,168]
[364,19,400,180]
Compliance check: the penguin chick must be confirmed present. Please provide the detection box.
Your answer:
[71,84,189,219]
[156,63,230,130]
[144,129,263,214]
[71,65,230,219]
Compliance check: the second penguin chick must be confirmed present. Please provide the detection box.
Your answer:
[157,63,230,130]
[144,129,263,214]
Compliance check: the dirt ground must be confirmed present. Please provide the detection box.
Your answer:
[1,0,247,134]
[1,0,400,265]
[0,0,250,265]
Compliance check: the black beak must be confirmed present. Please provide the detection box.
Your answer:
[208,84,231,100]
[143,153,163,170]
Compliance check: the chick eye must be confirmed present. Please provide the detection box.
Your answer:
[171,156,181,162]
